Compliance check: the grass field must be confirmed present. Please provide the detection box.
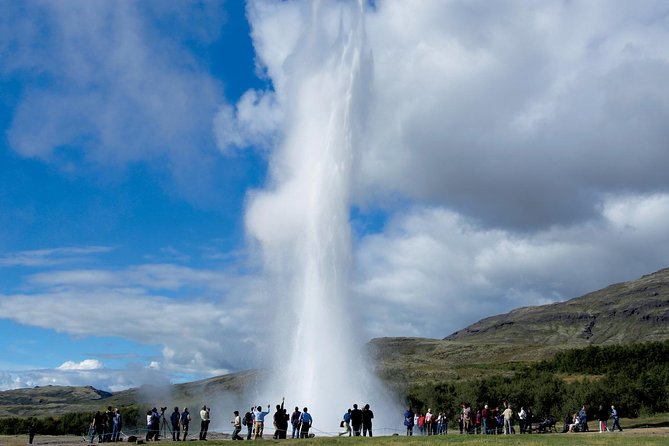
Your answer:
[1,415,666,446]
[2,430,668,446]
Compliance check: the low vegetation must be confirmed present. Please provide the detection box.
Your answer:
[0,405,142,436]
[406,341,669,421]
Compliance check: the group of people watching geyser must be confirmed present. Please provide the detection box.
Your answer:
[403,402,623,436]
[234,398,313,440]
[88,406,123,443]
[144,405,201,442]
[337,403,374,437]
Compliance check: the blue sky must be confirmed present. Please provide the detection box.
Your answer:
[2,0,669,392]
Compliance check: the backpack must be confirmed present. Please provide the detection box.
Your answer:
[243,412,252,426]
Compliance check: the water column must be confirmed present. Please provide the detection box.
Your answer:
[245,0,386,433]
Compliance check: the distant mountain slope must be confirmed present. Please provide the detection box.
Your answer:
[369,267,669,388]
[446,267,669,345]
[0,370,262,419]
[0,386,112,417]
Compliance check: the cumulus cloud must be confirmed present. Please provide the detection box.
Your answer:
[0,364,168,392]
[57,359,103,371]
[0,259,263,385]
[214,89,283,152]
[227,1,669,231]
[1,0,228,202]
[354,193,669,338]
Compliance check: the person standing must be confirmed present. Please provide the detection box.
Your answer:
[299,408,312,438]
[350,404,363,436]
[502,404,513,435]
[597,405,608,433]
[481,405,489,435]
[151,408,161,441]
[253,404,271,439]
[244,408,255,440]
[231,411,244,440]
[180,408,191,441]
[404,407,414,436]
[273,398,288,439]
[610,405,623,432]
[462,404,470,434]
[170,407,181,441]
[199,405,210,440]
[28,423,36,445]
[425,408,434,435]
[91,411,103,444]
[290,407,301,439]
[112,408,123,442]
[145,410,153,442]
[362,404,374,437]
[518,407,527,434]
[339,409,352,436]
[104,406,114,442]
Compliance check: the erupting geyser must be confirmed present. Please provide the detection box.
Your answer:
[245,0,398,434]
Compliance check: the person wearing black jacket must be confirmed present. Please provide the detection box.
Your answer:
[362,404,374,437]
[597,405,608,433]
[273,398,289,439]
[350,404,363,436]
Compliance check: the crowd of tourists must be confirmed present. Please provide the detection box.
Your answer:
[402,402,623,436]
[232,398,315,440]
[84,399,624,442]
[88,406,123,443]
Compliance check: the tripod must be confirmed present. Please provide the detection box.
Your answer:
[159,412,174,440]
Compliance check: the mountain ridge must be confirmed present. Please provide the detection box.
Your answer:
[445,267,669,345]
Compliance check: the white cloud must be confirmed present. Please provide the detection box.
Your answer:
[214,89,283,152]
[356,1,669,229]
[0,365,168,392]
[0,260,264,383]
[57,359,103,371]
[354,193,669,339]
[0,246,113,267]
[1,1,229,202]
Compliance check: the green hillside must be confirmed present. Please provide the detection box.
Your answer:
[446,267,669,345]
[369,268,669,389]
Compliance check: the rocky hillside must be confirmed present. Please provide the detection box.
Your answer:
[446,267,669,345]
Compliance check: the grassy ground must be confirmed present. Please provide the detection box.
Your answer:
[1,415,666,446]
[2,431,668,446]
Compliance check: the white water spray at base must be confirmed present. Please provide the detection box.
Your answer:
[245,1,400,435]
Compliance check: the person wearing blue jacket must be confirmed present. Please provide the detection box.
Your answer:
[253,404,271,439]
[299,408,313,438]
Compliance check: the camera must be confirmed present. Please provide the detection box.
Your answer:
[161,407,167,412]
